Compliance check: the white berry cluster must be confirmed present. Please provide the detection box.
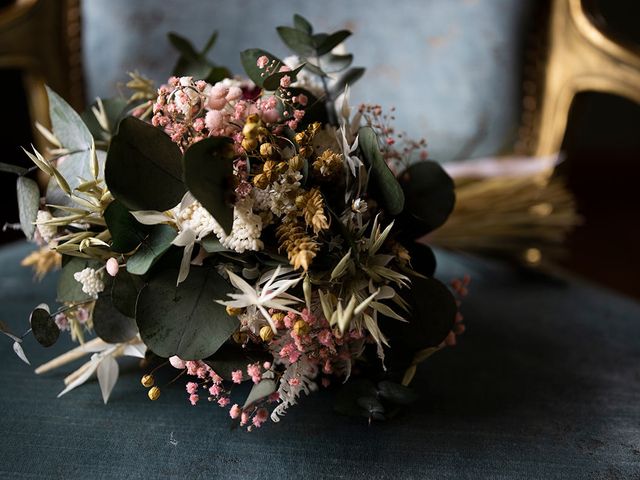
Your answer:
[36,210,57,243]
[73,267,105,297]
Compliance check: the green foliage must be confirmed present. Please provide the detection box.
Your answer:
[358,126,405,216]
[0,162,28,175]
[263,64,306,91]
[44,87,98,208]
[329,67,365,97]
[168,31,231,83]
[81,97,129,141]
[377,380,418,405]
[399,161,456,237]
[111,270,145,318]
[16,176,39,240]
[240,49,283,88]
[125,224,177,276]
[30,307,59,347]
[93,276,138,343]
[243,379,277,408]
[391,276,457,350]
[334,378,419,421]
[104,200,150,254]
[182,136,235,235]
[105,116,186,212]
[136,266,235,359]
[57,257,101,303]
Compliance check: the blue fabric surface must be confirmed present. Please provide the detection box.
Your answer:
[1,241,639,479]
[82,0,535,162]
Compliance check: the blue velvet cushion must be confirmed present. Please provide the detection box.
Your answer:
[1,241,639,478]
[82,0,535,162]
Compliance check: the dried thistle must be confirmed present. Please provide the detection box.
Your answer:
[301,188,330,234]
[276,220,319,271]
[313,149,343,178]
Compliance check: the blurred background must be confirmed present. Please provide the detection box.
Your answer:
[1,0,638,297]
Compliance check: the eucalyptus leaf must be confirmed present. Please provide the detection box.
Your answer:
[240,49,283,88]
[112,270,145,318]
[293,14,313,34]
[126,224,176,276]
[81,97,129,141]
[276,26,315,56]
[399,161,455,236]
[330,67,366,97]
[12,341,30,365]
[318,53,353,74]
[316,30,351,55]
[0,162,28,175]
[93,277,138,343]
[16,176,39,240]
[136,266,235,359]
[105,116,186,212]
[334,378,378,418]
[57,257,101,303]
[263,64,305,91]
[201,235,230,253]
[243,379,277,408]
[30,307,60,347]
[359,126,405,216]
[183,136,235,235]
[45,86,93,151]
[388,276,457,351]
[377,380,418,405]
[104,199,150,253]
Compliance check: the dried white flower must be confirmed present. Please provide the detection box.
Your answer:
[73,267,104,296]
[36,210,57,243]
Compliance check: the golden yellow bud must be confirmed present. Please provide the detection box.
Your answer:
[246,114,260,124]
[271,312,285,323]
[293,319,310,336]
[259,325,274,342]
[294,132,307,144]
[148,386,161,401]
[253,173,269,189]
[242,122,259,139]
[299,146,311,159]
[141,374,154,388]
[226,306,243,316]
[242,138,258,151]
[289,155,303,170]
[260,143,275,158]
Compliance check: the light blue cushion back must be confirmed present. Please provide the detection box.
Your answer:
[83,0,535,161]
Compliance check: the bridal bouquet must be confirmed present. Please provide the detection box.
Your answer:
[3,15,468,429]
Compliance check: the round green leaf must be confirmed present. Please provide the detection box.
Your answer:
[104,200,150,253]
[16,176,39,240]
[359,126,405,216]
[183,136,235,235]
[105,116,186,212]
[399,161,455,236]
[112,270,145,318]
[126,224,177,276]
[30,308,60,347]
[240,49,283,88]
[136,266,236,360]
[377,380,418,405]
[93,278,138,343]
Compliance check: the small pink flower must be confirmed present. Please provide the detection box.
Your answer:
[209,384,221,396]
[186,382,198,394]
[256,56,269,69]
[185,361,199,376]
[226,87,243,101]
[261,108,280,123]
[240,412,250,426]
[293,109,305,121]
[252,408,269,428]
[217,396,230,407]
[169,356,186,369]
[205,110,224,130]
[263,361,271,370]
[76,308,89,324]
[189,393,199,406]
[54,313,69,331]
[279,65,291,73]
[280,75,291,88]
[247,363,262,384]
[288,377,300,386]
[297,94,308,106]
[229,404,241,419]
[231,370,243,384]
